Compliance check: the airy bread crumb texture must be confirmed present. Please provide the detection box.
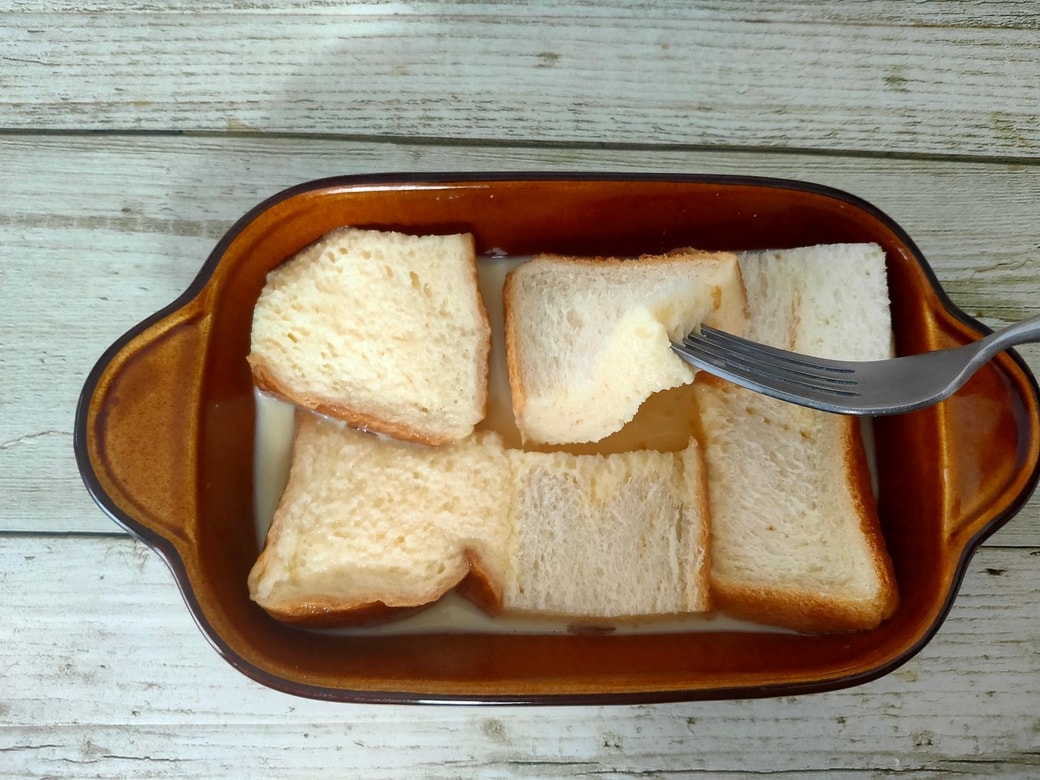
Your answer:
[505,249,747,445]
[248,227,490,445]
[248,413,713,622]
[247,413,513,621]
[693,243,898,632]
[504,440,710,618]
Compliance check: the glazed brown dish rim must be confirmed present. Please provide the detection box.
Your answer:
[73,172,1040,705]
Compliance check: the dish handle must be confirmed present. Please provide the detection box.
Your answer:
[933,314,1040,547]
[76,305,210,547]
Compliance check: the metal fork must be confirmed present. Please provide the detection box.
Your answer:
[671,314,1040,415]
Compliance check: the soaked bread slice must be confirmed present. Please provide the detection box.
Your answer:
[694,243,898,632]
[248,227,491,446]
[504,249,746,445]
[247,413,513,624]
[248,413,712,624]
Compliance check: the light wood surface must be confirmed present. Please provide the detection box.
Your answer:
[2,3,1039,777]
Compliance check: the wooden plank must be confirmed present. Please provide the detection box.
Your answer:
[4,3,1036,776]
[1,534,1038,777]
[3,3,1039,157]
[3,136,1037,542]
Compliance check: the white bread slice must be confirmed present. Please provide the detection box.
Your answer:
[736,243,894,361]
[694,243,898,632]
[249,413,713,624]
[502,440,711,619]
[248,227,491,446]
[504,249,746,445]
[247,412,513,625]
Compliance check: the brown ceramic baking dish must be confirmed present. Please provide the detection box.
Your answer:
[75,174,1040,704]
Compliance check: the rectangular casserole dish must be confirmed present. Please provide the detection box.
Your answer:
[75,174,1040,703]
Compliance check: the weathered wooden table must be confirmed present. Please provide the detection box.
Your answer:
[3,3,1038,776]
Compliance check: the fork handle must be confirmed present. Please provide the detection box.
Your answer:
[936,313,1040,402]
[959,313,1040,388]
[978,312,1040,356]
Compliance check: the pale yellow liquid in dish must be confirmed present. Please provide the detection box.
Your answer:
[252,256,800,636]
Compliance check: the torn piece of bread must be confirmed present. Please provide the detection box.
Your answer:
[502,440,711,619]
[504,249,746,445]
[694,243,898,632]
[248,227,491,446]
[247,413,513,625]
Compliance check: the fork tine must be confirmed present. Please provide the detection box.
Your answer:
[670,337,864,408]
[694,327,855,377]
[681,334,837,386]
[674,342,860,398]
[681,327,859,393]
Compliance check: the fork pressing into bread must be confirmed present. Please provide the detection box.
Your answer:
[672,314,1040,415]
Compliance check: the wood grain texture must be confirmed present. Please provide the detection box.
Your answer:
[3,2,1039,157]
[4,4,1040,774]
[3,135,1037,542]
[1,534,1039,778]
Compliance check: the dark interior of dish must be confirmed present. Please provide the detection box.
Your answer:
[79,176,1040,702]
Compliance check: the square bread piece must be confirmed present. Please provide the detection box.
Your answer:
[502,440,711,619]
[504,249,746,446]
[247,413,514,624]
[248,227,491,445]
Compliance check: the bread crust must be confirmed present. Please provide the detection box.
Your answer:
[250,362,473,447]
[683,438,714,614]
[532,248,730,270]
[254,600,434,628]
[454,550,506,616]
[501,269,528,440]
[710,583,888,634]
[843,415,900,620]
[464,233,493,435]
[252,548,503,627]
[706,415,898,633]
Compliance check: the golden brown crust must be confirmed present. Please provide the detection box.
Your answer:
[844,417,900,621]
[465,237,492,428]
[455,550,505,616]
[710,580,889,634]
[685,439,714,614]
[253,549,501,628]
[705,416,897,633]
[501,268,528,439]
[532,248,735,269]
[255,600,435,628]
[249,361,455,447]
